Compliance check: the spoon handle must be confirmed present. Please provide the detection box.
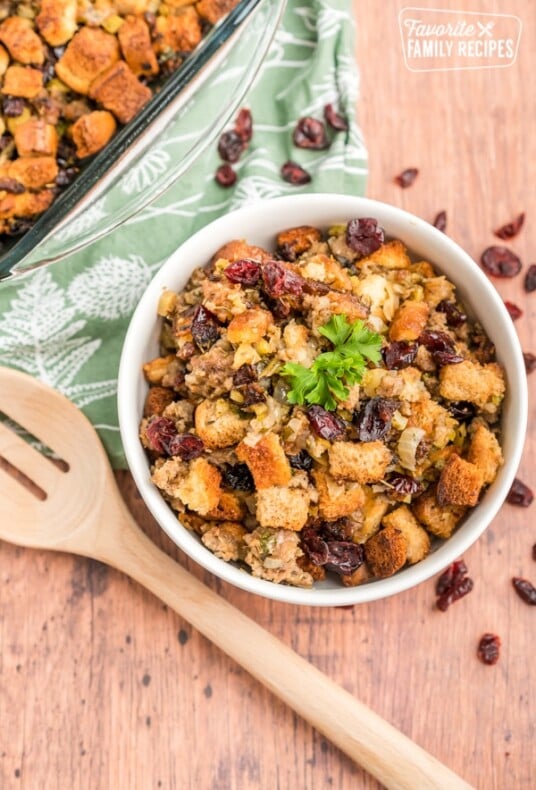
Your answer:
[95,497,473,790]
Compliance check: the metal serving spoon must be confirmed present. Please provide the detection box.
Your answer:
[0,367,472,790]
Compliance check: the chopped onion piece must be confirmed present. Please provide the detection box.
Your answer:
[397,427,426,471]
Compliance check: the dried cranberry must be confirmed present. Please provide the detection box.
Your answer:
[145,417,177,455]
[436,299,467,328]
[477,633,501,665]
[55,167,79,187]
[288,450,314,471]
[0,178,24,194]
[385,473,423,499]
[512,577,536,605]
[504,301,523,320]
[57,138,77,168]
[394,167,419,188]
[437,576,473,611]
[324,541,364,576]
[217,130,244,163]
[307,405,346,440]
[524,264,536,293]
[481,246,522,278]
[494,213,525,240]
[224,259,261,286]
[433,211,447,232]
[241,383,266,406]
[233,364,257,387]
[0,134,11,152]
[190,304,220,352]
[506,478,534,507]
[354,398,399,441]
[234,107,252,142]
[419,331,463,366]
[281,161,311,185]
[261,261,305,298]
[532,543,536,561]
[222,463,254,492]
[301,529,329,566]
[2,96,25,117]
[302,278,330,295]
[382,341,418,370]
[167,433,204,460]
[436,560,467,596]
[324,103,348,132]
[524,352,536,374]
[346,217,385,257]
[215,164,237,187]
[447,401,476,422]
[293,117,330,150]
[435,559,471,609]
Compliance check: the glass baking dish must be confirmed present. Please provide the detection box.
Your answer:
[0,0,285,282]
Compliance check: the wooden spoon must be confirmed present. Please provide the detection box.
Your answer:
[0,367,473,790]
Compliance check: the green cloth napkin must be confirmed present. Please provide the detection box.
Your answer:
[0,0,367,469]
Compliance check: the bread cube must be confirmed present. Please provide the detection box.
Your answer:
[341,564,371,587]
[364,525,407,578]
[14,119,58,157]
[351,489,390,543]
[56,27,120,95]
[0,189,54,220]
[212,239,272,264]
[1,66,43,99]
[143,386,175,417]
[71,110,117,158]
[412,487,466,539]
[118,15,159,77]
[226,308,273,344]
[436,454,484,507]
[439,360,505,409]
[5,156,58,190]
[175,458,222,515]
[360,240,411,270]
[89,61,152,124]
[142,354,176,385]
[0,17,44,65]
[313,468,365,520]
[153,7,202,54]
[196,0,240,25]
[36,0,78,46]
[467,423,503,485]
[276,224,322,261]
[328,441,392,484]
[389,300,429,341]
[195,398,248,448]
[256,485,310,531]
[382,505,430,565]
[236,432,291,489]
[206,492,245,522]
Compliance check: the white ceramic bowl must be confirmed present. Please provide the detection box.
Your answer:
[118,194,528,606]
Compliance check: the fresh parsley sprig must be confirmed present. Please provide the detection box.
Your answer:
[281,315,382,411]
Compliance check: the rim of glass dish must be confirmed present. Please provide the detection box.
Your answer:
[3,0,286,281]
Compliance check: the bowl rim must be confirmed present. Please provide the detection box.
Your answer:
[118,193,528,606]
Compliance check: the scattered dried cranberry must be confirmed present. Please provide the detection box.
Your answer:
[307,405,346,440]
[524,264,536,293]
[437,576,473,611]
[419,331,463,366]
[532,543,536,561]
[190,304,220,352]
[436,559,468,595]
[234,108,252,143]
[2,96,25,117]
[0,178,24,194]
[512,577,536,605]
[217,130,244,163]
[524,352,536,374]
[433,210,447,232]
[481,246,522,278]
[281,160,311,185]
[145,416,177,455]
[224,259,260,286]
[293,116,330,150]
[288,450,314,471]
[506,478,534,507]
[261,261,305,298]
[494,212,525,240]
[447,401,476,423]
[385,473,423,500]
[504,301,523,321]
[436,299,467,328]
[346,217,385,257]
[324,103,348,132]
[215,164,237,187]
[222,463,254,492]
[477,633,501,665]
[354,398,399,441]
[233,364,257,387]
[382,341,418,370]
[167,433,204,460]
[435,559,473,611]
[394,167,419,188]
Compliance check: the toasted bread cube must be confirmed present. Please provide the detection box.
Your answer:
[412,260,435,278]
[313,468,365,520]
[201,521,247,562]
[328,441,392,484]
[36,0,78,46]
[364,525,407,578]
[175,457,222,515]
[437,454,484,507]
[0,188,54,219]
[226,308,273,344]
[14,119,58,157]
[71,110,117,158]
[143,354,176,384]
[56,27,120,95]
[153,7,202,54]
[194,398,248,448]
[118,15,159,77]
[341,563,371,587]
[467,424,503,485]
[206,492,245,522]
[211,239,272,264]
[299,253,353,292]
[412,487,466,539]
[256,485,310,531]
[389,300,429,342]
[236,432,291,489]
[1,66,43,98]
[275,224,322,261]
[439,360,505,409]
[0,44,8,77]
[0,17,44,65]
[407,396,457,449]
[361,239,411,270]
[424,276,455,308]
[351,489,390,543]
[114,0,154,12]
[196,0,239,25]
[5,156,57,190]
[143,386,175,417]
[382,505,430,565]
[89,60,151,124]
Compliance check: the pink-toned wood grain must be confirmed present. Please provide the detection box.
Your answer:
[1,1,534,788]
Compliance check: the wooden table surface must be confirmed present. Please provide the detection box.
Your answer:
[1,1,534,788]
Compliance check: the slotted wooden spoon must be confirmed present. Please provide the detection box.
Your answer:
[0,367,473,790]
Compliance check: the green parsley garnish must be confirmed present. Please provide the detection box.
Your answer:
[280,314,382,411]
